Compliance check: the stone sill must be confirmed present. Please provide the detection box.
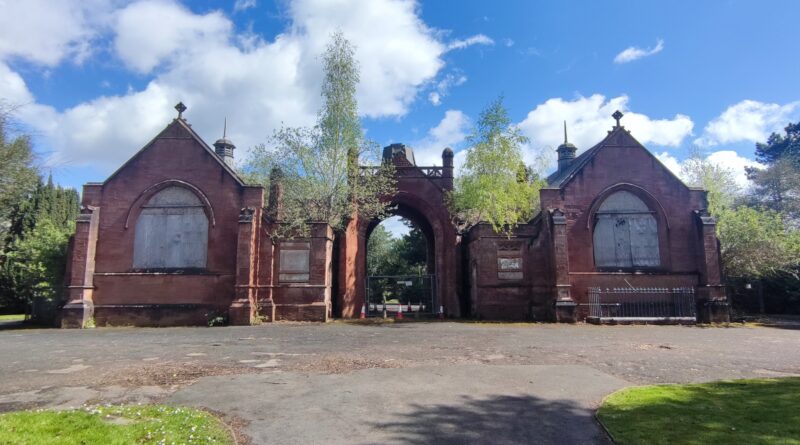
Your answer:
[95,271,229,276]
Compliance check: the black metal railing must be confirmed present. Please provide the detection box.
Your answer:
[587,287,696,320]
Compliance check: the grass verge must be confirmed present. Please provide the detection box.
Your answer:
[0,405,234,445]
[0,314,24,321]
[597,377,800,445]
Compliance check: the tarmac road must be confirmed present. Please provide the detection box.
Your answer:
[1,322,798,444]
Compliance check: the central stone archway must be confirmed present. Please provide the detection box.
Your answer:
[336,144,462,318]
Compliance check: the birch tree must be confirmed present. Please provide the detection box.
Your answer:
[447,97,543,234]
[245,32,394,235]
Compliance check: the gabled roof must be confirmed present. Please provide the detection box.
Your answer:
[544,125,692,191]
[103,118,246,186]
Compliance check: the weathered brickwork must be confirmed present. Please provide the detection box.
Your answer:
[61,112,728,327]
[467,123,729,323]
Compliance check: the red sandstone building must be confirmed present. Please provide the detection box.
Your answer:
[61,106,729,327]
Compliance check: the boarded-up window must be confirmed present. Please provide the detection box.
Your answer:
[497,248,523,280]
[279,242,310,282]
[593,190,660,268]
[133,186,208,269]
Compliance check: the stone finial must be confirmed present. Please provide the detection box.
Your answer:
[175,102,187,119]
[612,110,624,127]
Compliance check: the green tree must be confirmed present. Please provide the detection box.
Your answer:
[392,226,428,275]
[0,105,38,249]
[752,121,800,165]
[681,151,739,216]
[244,31,395,235]
[367,224,396,276]
[0,105,79,312]
[6,174,79,244]
[746,121,800,222]
[715,206,799,279]
[448,97,543,234]
[0,219,72,310]
[682,153,800,279]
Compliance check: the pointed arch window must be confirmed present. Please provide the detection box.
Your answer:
[133,186,208,269]
[593,190,660,268]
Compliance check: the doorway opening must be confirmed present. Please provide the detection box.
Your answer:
[366,214,436,317]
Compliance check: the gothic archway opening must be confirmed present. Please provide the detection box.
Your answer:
[364,204,436,317]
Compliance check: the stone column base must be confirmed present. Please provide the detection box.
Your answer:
[228,299,256,325]
[698,299,730,323]
[258,300,276,323]
[696,285,730,323]
[555,300,577,323]
[61,300,94,328]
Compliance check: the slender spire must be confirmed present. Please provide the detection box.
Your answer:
[557,120,577,172]
[214,117,236,167]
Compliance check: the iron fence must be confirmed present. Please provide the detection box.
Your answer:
[587,287,696,321]
[366,274,436,317]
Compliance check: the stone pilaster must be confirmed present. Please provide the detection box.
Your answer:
[61,205,100,328]
[694,210,730,323]
[229,207,259,325]
[551,209,576,322]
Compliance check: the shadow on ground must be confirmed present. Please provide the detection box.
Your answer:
[370,394,611,445]
[0,320,49,331]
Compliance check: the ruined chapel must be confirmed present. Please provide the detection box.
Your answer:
[61,105,730,328]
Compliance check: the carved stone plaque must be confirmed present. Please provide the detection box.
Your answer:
[279,242,310,282]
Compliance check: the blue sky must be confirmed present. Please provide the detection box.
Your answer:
[2,0,799,238]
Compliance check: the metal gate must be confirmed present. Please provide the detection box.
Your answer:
[587,287,696,322]
[366,274,436,317]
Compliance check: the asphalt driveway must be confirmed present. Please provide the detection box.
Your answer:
[1,322,798,444]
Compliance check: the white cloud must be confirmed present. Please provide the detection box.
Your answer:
[412,110,470,167]
[0,63,35,104]
[114,0,232,74]
[426,72,467,106]
[0,0,112,66]
[379,215,410,239]
[234,0,257,12]
[0,0,449,169]
[428,92,441,106]
[614,38,664,64]
[503,38,514,48]
[706,150,763,189]
[517,94,694,156]
[655,152,683,177]
[695,99,800,147]
[655,150,762,190]
[446,34,494,51]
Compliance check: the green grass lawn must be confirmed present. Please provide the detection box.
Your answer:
[0,314,24,321]
[0,405,233,445]
[597,378,800,445]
